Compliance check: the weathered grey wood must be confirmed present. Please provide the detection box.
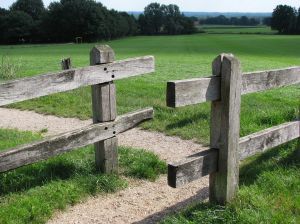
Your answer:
[0,56,154,106]
[61,58,72,70]
[167,66,300,107]
[239,120,300,160]
[166,77,220,107]
[209,54,242,204]
[92,83,117,122]
[90,45,115,65]
[168,149,218,188]
[91,45,117,122]
[0,108,153,173]
[242,67,300,95]
[90,45,118,173]
[167,121,300,188]
[95,137,118,173]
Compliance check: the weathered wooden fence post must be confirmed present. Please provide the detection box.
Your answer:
[209,54,242,204]
[61,58,72,70]
[90,45,118,173]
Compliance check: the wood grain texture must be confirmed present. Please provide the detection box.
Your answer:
[166,76,220,107]
[167,66,300,108]
[168,149,218,188]
[239,120,300,160]
[90,45,118,173]
[168,120,299,189]
[0,56,154,106]
[90,45,115,65]
[0,108,153,173]
[209,54,242,204]
[91,83,117,122]
[95,137,118,173]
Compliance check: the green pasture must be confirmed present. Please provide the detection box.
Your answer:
[0,33,299,223]
[198,25,276,34]
[0,33,299,144]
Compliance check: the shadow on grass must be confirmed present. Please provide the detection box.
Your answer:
[158,140,299,223]
[0,146,167,197]
[165,111,209,130]
[0,153,95,196]
[136,187,209,224]
[239,140,300,186]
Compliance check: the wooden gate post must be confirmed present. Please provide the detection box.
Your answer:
[209,54,242,204]
[90,45,118,173]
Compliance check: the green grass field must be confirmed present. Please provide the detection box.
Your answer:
[198,25,276,34]
[0,33,299,144]
[0,33,299,223]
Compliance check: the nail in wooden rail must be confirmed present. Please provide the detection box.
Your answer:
[91,45,118,174]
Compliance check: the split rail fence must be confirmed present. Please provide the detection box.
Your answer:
[0,45,155,174]
[166,54,300,204]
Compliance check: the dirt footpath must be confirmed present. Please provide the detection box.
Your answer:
[0,108,209,223]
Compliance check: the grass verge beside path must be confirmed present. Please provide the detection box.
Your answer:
[161,140,300,224]
[0,129,166,224]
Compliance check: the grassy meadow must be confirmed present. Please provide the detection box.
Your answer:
[0,33,299,144]
[0,32,299,223]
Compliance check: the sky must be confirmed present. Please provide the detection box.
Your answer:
[1,0,300,12]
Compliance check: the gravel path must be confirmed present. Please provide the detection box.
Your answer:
[0,108,209,223]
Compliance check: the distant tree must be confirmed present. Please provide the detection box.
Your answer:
[271,5,297,34]
[297,8,300,33]
[139,3,196,35]
[143,3,164,34]
[249,18,259,26]
[180,16,197,34]
[162,4,183,34]
[239,16,250,25]
[263,17,272,26]
[0,7,8,16]
[201,15,259,26]
[2,11,34,43]
[44,0,108,42]
[0,8,8,43]
[230,17,239,25]
[10,0,45,20]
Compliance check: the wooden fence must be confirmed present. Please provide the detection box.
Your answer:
[0,45,155,174]
[166,54,300,204]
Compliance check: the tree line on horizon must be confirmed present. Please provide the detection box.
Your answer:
[0,0,196,44]
[199,15,260,26]
[271,5,300,34]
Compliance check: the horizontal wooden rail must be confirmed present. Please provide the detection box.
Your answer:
[168,149,218,188]
[168,120,300,188]
[167,66,300,107]
[0,108,153,172]
[239,120,300,160]
[0,56,154,106]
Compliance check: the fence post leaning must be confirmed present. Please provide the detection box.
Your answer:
[90,45,118,174]
[209,54,242,204]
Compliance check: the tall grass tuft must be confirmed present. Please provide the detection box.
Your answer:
[0,56,22,81]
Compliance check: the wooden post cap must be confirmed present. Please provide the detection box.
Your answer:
[90,45,115,65]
